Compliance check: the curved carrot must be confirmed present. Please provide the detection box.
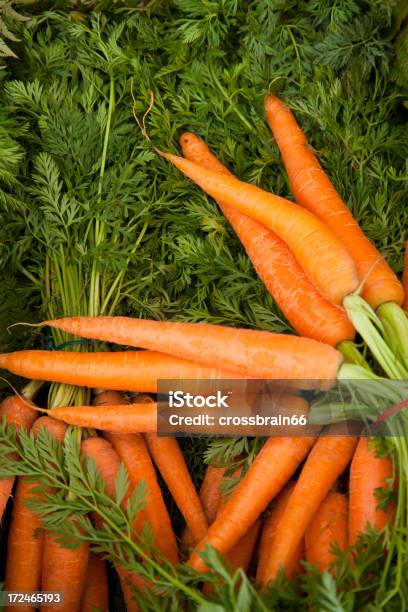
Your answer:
[261,432,358,585]
[264,94,403,309]
[305,492,347,572]
[402,241,408,311]
[80,553,109,612]
[143,432,209,543]
[159,150,359,305]
[40,318,344,381]
[4,478,44,612]
[189,408,315,572]
[0,395,38,522]
[256,483,303,583]
[41,523,89,612]
[81,438,144,611]
[0,349,253,390]
[96,391,178,563]
[349,437,394,546]
[180,132,354,347]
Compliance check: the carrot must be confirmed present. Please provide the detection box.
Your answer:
[260,432,358,585]
[143,432,209,543]
[158,149,359,305]
[95,391,178,563]
[180,132,354,347]
[305,492,347,572]
[349,437,394,546]
[38,402,159,433]
[0,394,38,522]
[403,241,408,311]
[80,553,109,612]
[4,478,44,612]
[40,318,344,382]
[188,406,316,572]
[41,523,89,612]
[4,415,65,612]
[226,518,261,575]
[264,94,403,309]
[0,349,254,390]
[81,437,144,611]
[203,519,261,595]
[256,483,303,583]
[182,464,226,549]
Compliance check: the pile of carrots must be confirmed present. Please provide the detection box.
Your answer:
[0,94,406,609]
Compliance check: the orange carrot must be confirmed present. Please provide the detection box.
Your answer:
[4,478,44,612]
[264,94,403,309]
[143,432,209,543]
[349,437,394,546]
[158,149,359,305]
[41,523,89,612]
[260,432,358,585]
[81,437,144,611]
[188,414,316,571]
[0,349,254,390]
[40,318,344,381]
[4,415,65,612]
[256,483,303,583]
[203,519,261,595]
[226,518,261,575]
[403,241,408,311]
[182,464,226,549]
[0,394,38,522]
[37,402,159,433]
[180,131,354,347]
[80,553,109,612]
[95,391,178,563]
[305,492,347,572]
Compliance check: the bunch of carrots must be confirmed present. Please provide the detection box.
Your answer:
[0,94,406,609]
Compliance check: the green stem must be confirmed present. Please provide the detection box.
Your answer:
[338,340,371,370]
[21,380,43,400]
[88,76,115,318]
[377,302,408,373]
[343,295,408,379]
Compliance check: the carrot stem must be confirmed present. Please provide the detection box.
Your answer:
[343,295,408,379]
[377,302,408,372]
[338,340,371,370]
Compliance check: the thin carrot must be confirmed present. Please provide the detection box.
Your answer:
[305,492,348,572]
[158,149,359,305]
[40,318,344,381]
[95,391,178,563]
[40,402,157,433]
[349,437,395,546]
[256,483,303,584]
[189,402,315,573]
[41,523,89,612]
[0,349,254,390]
[4,478,44,612]
[182,464,226,550]
[0,394,38,522]
[260,432,358,585]
[143,432,209,543]
[80,553,109,612]
[264,94,403,309]
[180,131,354,347]
[81,437,144,611]
[402,241,408,311]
